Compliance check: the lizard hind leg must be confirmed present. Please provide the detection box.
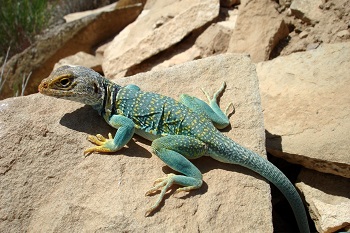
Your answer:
[201,82,234,126]
[180,82,233,129]
[145,135,206,216]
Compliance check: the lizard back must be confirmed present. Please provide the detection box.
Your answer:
[112,87,218,142]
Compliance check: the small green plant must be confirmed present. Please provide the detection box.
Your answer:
[0,0,50,56]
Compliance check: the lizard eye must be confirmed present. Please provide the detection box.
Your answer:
[60,78,71,87]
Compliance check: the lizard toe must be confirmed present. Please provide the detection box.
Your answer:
[87,134,105,145]
[145,174,176,216]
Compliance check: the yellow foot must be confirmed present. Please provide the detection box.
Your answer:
[84,133,115,156]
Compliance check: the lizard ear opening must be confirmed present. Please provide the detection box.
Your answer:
[93,82,99,94]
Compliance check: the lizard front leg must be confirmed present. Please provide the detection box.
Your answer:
[145,135,207,216]
[84,115,135,155]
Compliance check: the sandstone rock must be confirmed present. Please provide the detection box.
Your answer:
[102,0,220,78]
[227,0,289,62]
[0,4,142,100]
[279,0,350,56]
[116,0,147,9]
[195,23,233,57]
[149,19,234,72]
[151,45,202,71]
[0,54,273,232]
[119,27,205,76]
[63,1,145,22]
[217,8,238,30]
[256,42,350,178]
[54,52,102,73]
[290,0,323,25]
[128,7,237,74]
[63,2,118,22]
[306,42,320,51]
[95,41,111,59]
[279,0,292,9]
[298,30,309,39]
[336,30,350,39]
[296,169,350,233]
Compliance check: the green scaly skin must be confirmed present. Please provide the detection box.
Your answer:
[39,65,310,233]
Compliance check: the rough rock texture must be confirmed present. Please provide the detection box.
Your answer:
[296,169,350,233]
[196,22,234,57]
[256,42,350,178]
[54,52,103,73]
[108,7,238,76]
[150,18,235,72]
[216,8,238,30]
[63,1,145,22]
[290,0,323,25]
[0,54,273,232]
[227,0,289,62]
[150,45,202,71]
[63,2,118,22]
[0,4,142,100]
[279,0,350,56]
[102,0,220,78]
[116,0,147,9]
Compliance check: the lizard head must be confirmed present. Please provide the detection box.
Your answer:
[38,65,108,106]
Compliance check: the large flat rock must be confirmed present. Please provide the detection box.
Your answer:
[256,42,350,178]
[0,54,273,232]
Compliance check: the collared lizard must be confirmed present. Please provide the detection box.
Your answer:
[38,65,310,233]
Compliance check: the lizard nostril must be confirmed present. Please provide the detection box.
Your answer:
[39,83,48,92]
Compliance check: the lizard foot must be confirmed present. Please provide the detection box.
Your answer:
[144,173,200,216]
[145,173,176,216]
[84,133,116,155]
[201,82,234,117]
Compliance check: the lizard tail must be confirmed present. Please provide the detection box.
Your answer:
[210,135,310,233]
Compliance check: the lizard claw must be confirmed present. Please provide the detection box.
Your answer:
[87,133,113,145]
[225,102,235,117]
